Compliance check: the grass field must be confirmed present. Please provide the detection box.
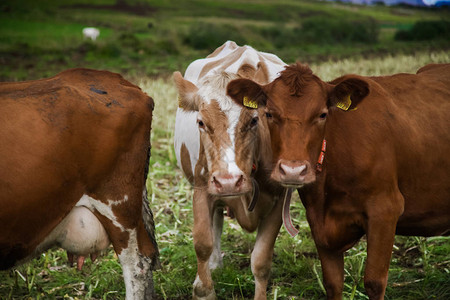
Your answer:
[0,0,449,299]
[1,51,449,300]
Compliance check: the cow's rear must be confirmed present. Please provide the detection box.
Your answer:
[0,68,159,299]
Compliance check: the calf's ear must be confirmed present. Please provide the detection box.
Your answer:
[328,77,369,111]
[173,71,201,111]
[227,79,267,109]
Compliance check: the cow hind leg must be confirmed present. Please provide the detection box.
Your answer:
[118,227,155,299]
[79,193,158,300]
[118,193,160,299]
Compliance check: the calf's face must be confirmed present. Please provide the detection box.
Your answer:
[174,71,263,196]
[227,63,369,188]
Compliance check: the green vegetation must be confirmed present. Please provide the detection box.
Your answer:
[395,20,450,41]
[1,0,449,80]
[0,0,449,299]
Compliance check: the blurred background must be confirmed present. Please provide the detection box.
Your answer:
[1,1,449,299]
[1,0,449,81]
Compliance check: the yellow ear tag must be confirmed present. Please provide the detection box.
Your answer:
[178,95,183,108]
[243,96,258,109]
[336,94,352,111]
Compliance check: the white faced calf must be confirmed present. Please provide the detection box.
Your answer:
[174,71,286,300]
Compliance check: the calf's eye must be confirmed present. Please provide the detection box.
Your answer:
[250,117,259,127]
[197,120,205,128]
[265,112,272,118]
[319,113,327,119]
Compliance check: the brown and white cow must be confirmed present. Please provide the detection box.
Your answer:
[227,63,450,300]
[173,41,287,299]
[0,68,160,299]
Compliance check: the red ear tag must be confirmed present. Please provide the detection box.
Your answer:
[252,163,256,171]
[316,139,327,173]
[321,139,327,152]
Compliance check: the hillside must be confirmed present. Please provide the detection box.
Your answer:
[1,0,449,81]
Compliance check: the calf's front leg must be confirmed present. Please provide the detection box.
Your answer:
[192,189,216,300]
[251,192,283,300]
[209,207,224,270]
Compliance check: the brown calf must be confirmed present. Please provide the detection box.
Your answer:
[174,41,287,299]
[0,68,159,299]
[227,63,450,299]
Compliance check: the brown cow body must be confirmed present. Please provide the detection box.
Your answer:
[227,63,450,299]
[0,68,159,299]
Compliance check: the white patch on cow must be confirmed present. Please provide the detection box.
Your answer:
[224,47,259,74]
[184,41,238,84]
[174,108,199,176]
[75,194,128,232]
[118,228,152,300]
[224,148,240,174]
[77,194,153,299]
[223,105,244,174]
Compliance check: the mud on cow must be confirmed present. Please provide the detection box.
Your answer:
[173,41,288,299]
[0,68,160,299]
[227,63,450,299]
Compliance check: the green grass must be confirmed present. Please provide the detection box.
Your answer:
[0,0,449,299]
[2,51,449,299]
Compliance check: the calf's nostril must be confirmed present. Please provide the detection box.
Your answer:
[235,175,244,188]
[213,176,222,188]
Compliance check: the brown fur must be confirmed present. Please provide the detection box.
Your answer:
[180,143,194,184]
[278,63,318,96]
[0,68,159,296]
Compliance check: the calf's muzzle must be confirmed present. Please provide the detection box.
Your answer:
[210,171,249,196]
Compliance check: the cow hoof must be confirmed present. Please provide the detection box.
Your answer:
[193,277,216,300]
[192,290,216,300]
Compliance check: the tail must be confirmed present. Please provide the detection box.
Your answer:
[142,186,161,270]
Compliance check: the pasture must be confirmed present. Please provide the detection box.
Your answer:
[1,0,449,299]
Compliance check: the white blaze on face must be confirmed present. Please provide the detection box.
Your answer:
[223,103,243,175]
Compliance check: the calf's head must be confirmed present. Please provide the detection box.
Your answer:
[174,71,269,196]
[227,63,369,187]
